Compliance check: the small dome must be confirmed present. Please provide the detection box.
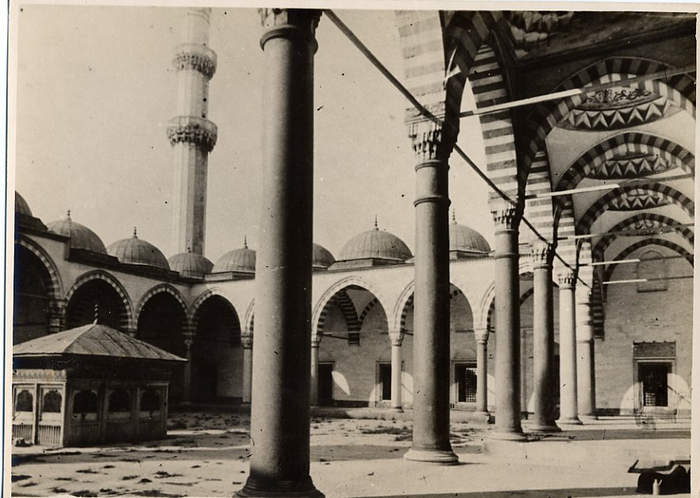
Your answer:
[313,243,335,269]
[168,250,214,278]
[339,222,412,262]
[47,211,108,254]
[15,192,32,217]
[214,239,256,273]
[107,227,170,270]
[449,215,491,256]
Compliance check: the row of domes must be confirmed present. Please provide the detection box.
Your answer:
[17,192,491,279]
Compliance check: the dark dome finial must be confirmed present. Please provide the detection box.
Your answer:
[452,209,457,225]
[133,226,138,238]
[374,215,378,230]
[66,209,71,219]
[244,235,248,249]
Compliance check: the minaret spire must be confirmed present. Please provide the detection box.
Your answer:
[167,8,217,257]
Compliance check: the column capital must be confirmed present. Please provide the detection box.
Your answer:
[184,338,194,349]
[557,269,577,289]
[241,334,254,349]
[408,118,454,164]
[311,336,321,348]
[490,200,520,230]
[389,331,404,347]
[474,327,490,344]
[529,240,554,269]
[259,8,321,49]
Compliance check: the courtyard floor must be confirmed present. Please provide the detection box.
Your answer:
[11,409,692,498]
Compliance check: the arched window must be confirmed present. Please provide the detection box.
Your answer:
[637,250,667,292]
[108,390,132,413]
[140,390,161,412]
[16,390,33,412]
[73,390,98,414]
[42,390,62,413]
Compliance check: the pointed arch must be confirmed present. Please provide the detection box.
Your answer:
[577,183,694,233]
[16,236,63,300]
[591,213,694,262]
[313,276,387,337]
[520,58,696,180]
[64,270,134,331]
[603,237,694,283]
[555,132,695,192]
[135,283,188,319]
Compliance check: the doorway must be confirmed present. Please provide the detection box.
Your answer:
[639,363,669,408]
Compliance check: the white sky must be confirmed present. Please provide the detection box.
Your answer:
[13,5,492,263]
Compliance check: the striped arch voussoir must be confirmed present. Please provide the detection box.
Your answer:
[556,132,695,192]
[603,237,694,283]
[592,213,695,263]
[135,283,188,319]
[316,289,361,336]
[16,237,63,300]
[65,270,134,330]
[576,182,695,234]
[523,58,696,175]
[188,289,238,326]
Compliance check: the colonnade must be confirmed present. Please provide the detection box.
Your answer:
[238,9,597,496]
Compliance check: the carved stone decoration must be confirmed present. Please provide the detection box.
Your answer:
[167,117,218,152]
[259,8,321,42]
[172,46,217,80]
[474,327,490,344]
[608,189,669,211]
[505,11,575,48]
[408,119,452,163]
[556,269,577,289]
[530,240,554,269]
[580,88,654,109]
[241,335,254,349]
[591,153,674,179]
[626,218,668,235]
[490,200,520,230]
[560,96,677,131]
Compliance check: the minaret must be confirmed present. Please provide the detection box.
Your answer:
[167,8,217,256]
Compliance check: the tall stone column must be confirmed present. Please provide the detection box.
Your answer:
[472,327,491,423]
[310,337,320,406]
[238,9,322,498]
[183,332,194,403]
[490,201,526,440]
[389,332,404,412]
[529,242,560,432]
[241,335,253,404]
[576,289,597,421]
[167,8,217,256]
[557,270,582,426]
[404,120,457,465]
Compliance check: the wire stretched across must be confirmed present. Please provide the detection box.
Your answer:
[325,9,590,286]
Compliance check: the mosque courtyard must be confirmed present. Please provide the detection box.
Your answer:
[11,409,691,498]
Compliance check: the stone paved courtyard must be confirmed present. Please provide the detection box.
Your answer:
[11,409,691,497]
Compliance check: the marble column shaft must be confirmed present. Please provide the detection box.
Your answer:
[576,290,597,420]
[238,9,323,498]
[490,201,525,440]
[310,338,320,407]
[557,270,582,425]
[474,327,490,417]
[389,333,403,411]
[530,242,560,432]
[242,335,253,404]
[405,120,457,464]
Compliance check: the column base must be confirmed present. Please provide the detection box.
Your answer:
[528,422,561,433]
[404,448,459,465]
[489,429,528,442]
[557,417,583,426]
[578,414,598,423]
[236,479,324,498]
[470,411,491,425]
